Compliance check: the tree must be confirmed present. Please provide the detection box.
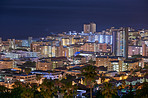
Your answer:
[100,73,106,83]
[0,85,8,93]
[21,87,34,98]
[0,85,10,98]
[122,83,134,98]
[12,80,22,88]
[61,79,77,98]
[128,83,134,97]
[53,79,61,97]
[121,80,126,89]
[144,63,148,69]
[101,82,117,98]
[126,63,129,71]
[132,55,142,58]
[36,74,42,86]
[23,61,36,67]
[10,80,25,98]
[24,68,31,83]
[40,78,55,98]
[81,65,97,98]
[95,90,104,98]
[135,82,148,98]
[25,68,31,75]
[88,59,96,65]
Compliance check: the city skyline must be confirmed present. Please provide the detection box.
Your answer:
[0,1,148,97]
[0,0,148,39]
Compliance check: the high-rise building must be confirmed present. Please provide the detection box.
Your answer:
[112,28,128,59]
[112,30,118,56]
[84,24,90,33]
[124,28,129,59]
[90,23,96,33]
[83,22,96,33]
[0,37,2,44]
[28,37,33,47]
[142,44,146,56]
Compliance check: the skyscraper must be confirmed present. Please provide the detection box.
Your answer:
[84,24,90,33]
[142,43,146,56]
[124,28,128,59]
[90,23,96,33]
[28,37,33,47]
[112,31,117,56]
[0,37,2,44]
[112,27,128,59]
[83,22,96,33]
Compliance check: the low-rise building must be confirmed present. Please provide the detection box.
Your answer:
[0,58,14,69]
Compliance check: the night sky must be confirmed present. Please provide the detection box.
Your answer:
[0,0,148,39]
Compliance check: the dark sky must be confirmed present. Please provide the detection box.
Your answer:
[0,0,148,39]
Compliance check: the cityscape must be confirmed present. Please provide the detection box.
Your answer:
[0,0,148,98]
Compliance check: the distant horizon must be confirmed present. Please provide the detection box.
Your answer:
[0,25,147,40]
[0,0,148,40]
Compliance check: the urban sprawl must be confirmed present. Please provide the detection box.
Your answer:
[0,23,148,98]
